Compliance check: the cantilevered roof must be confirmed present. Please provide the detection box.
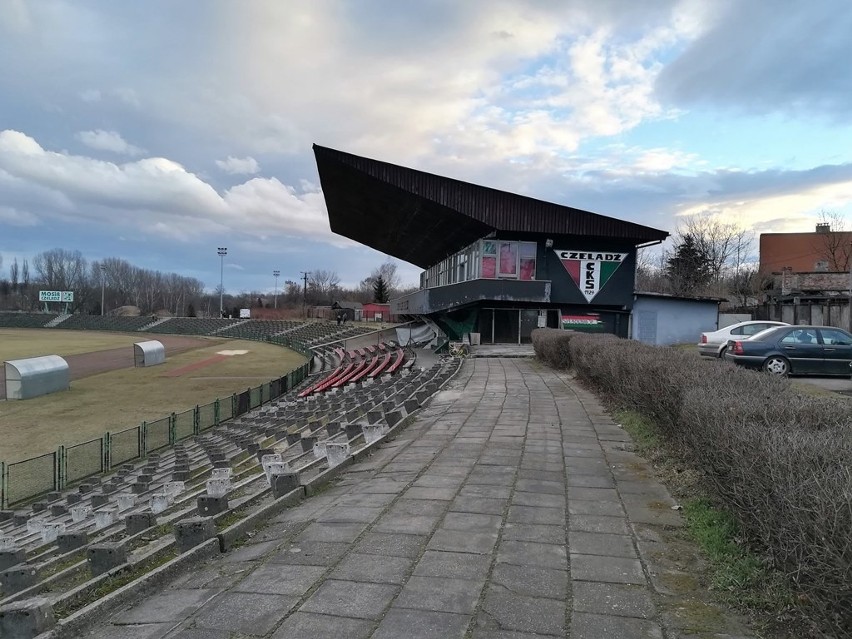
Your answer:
[313,144,668,268]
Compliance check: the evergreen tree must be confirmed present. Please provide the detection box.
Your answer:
[666,234,713,295]
[373,275,389,303]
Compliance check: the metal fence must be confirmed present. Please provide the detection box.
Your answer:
[0,361,310,508]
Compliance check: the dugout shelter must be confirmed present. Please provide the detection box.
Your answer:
[4,355,70,400]
[134,340,166,367]
[313,145,669,343]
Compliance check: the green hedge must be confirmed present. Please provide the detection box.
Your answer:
[533,328,852,635]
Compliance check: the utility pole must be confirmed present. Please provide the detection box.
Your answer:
[273,270,280,309]
[300,271,310,318]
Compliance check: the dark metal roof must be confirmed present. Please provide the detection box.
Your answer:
[314,144,668,268]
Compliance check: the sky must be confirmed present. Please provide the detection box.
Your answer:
[2,0,852,294]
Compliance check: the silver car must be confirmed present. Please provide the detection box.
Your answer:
[698,320,789,358]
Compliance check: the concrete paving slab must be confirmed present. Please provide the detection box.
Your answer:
[491,563,568,600]
[571,553,647,585]
[270,612,374,639]
[232,563,326,596]
[569,531,638,558]
[371,608,470,639]
[477,585,566,636]
[413,550,492,581]
[501,523,566,544]
[572,581,657,619]
[112,589,220,625]
[330,552,414,584]
[191,592,299,635]
[395,575,483,614]
[496,539,568,569]
[299,579,398,620]
[571,611,664,638]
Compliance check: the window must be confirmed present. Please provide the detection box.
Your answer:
[498,242,518,276]
[820,329,852,346]
[519,243,536,280]
[781,329,818,345]
[482,240,497,278]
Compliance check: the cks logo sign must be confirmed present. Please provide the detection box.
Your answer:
[555,250,628,302]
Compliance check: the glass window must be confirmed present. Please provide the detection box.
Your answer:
[482,256,497,278]
[498,243,518,277]
[781,329,818,345]
[483,240,496,255]
[519,243,536,281]
[820,329,852,345]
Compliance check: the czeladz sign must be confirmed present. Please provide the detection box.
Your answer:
[555,250,628,303]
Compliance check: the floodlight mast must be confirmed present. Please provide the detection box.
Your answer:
[273,270,280,309]
[218,247,228,316]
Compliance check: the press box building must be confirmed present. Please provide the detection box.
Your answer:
[313,145,669,344]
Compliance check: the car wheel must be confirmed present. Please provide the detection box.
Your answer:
[718,345,727,358]
[763,356,790,376]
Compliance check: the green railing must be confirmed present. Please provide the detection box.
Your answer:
[0,360,310,509]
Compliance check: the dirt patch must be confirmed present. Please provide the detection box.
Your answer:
[163,354,229,377]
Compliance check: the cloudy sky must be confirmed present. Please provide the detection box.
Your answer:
[2,0,851,293]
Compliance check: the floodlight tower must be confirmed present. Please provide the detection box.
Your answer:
[273,270,280,309]
[218,247,228,316]
[100,264,106,316]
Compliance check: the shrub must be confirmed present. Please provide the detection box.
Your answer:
[532,328,852,635]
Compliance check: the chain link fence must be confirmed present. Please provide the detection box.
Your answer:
[174,408,195,441]
[0,360,310,508]
[65,438,104,485]
[5,452,57,506]
[110,426,142,466]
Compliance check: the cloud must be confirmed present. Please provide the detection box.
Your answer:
[76,129,145,156]
[0,130,343,245]
[216,156,260,175]
[656,0,852,118]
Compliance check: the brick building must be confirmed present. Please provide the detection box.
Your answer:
[759,224,852,328]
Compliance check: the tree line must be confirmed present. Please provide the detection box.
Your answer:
[637,211,847,306]
[0,249,413,316]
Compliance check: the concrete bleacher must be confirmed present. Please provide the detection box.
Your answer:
[215,319,300,341]
[143,317,243,335]
[52,315,153,332]
[0,313,58,329]
[0,336,458,625]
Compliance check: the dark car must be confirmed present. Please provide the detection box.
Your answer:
[724,325,852,376]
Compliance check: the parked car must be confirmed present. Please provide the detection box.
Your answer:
[724,325,852,376]
[697,320,789,358]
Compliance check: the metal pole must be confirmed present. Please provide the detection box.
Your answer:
[273,270,280,309]
[218,247,227,316]
[848,242,852,333]
[100,264,106,316]
[301,271,310,318]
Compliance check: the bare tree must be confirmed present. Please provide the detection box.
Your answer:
[308,270,341,303]
[811,210,852,271]
[680,214,754,291]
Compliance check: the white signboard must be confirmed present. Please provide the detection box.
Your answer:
[239,308,251,319]
[39,291,74,303]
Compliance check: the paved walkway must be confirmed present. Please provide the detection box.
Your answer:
[83,358,754,639]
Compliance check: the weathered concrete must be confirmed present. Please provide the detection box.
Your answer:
[0,597,55,638]
[87,542,127,576]
[78,359,756,639]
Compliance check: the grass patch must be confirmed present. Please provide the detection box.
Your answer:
[616,408,797,628]
[0,332,306,460]
[54,549,178,619]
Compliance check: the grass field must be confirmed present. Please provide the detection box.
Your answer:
[0,330,307,462]
[0,328,156,359]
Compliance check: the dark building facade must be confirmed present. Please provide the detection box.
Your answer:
[313,145,669,343]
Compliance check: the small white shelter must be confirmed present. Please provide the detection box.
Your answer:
[134,340,166,367]
[4,355,70,400]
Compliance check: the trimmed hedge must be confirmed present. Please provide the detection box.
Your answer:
[533,328,852,635]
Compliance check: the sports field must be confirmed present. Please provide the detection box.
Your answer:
[0,329,307,462]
